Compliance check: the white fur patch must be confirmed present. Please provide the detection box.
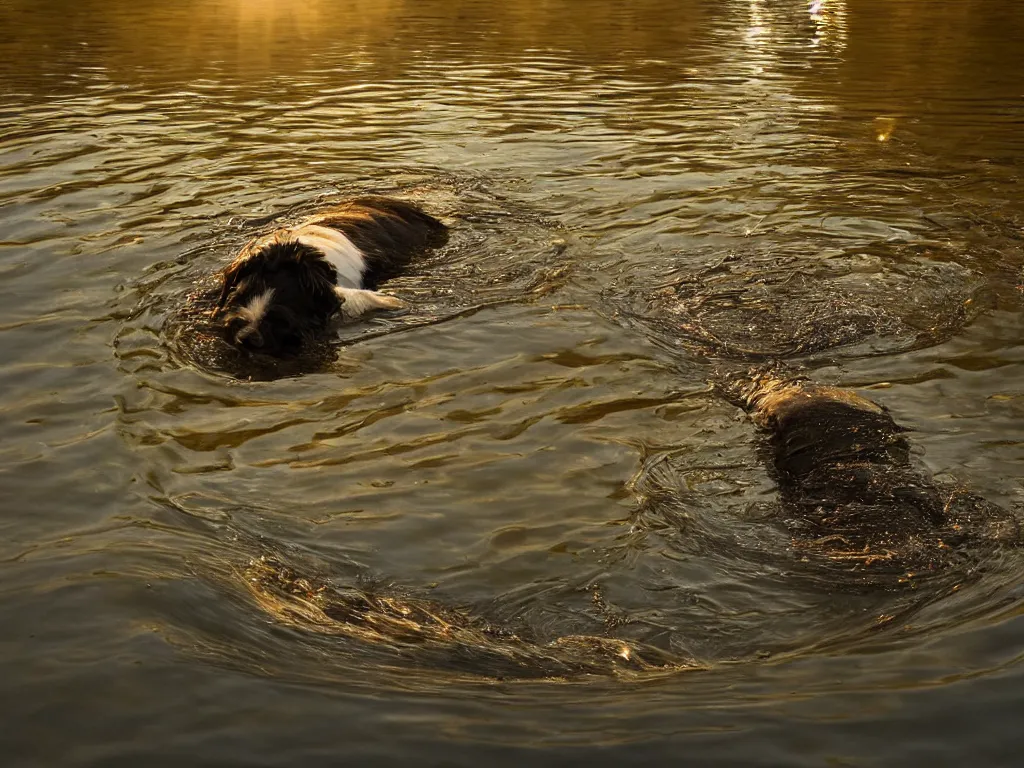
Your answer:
[334,286,405,319]
[291,224,366,289]
[234,287,275,342]
[244,287,275,323]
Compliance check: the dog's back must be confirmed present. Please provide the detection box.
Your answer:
[734,373,1020,574]
[312,197,448,288]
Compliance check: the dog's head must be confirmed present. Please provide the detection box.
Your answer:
[214,239,340,357]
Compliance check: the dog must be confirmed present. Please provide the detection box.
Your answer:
[213,196,447,357]
[732,372,1019,575]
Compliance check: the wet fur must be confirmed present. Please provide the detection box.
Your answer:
[214,197,447,357]
[312,197,449,289]
[734,373,1018,572]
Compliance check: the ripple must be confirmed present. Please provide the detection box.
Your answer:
[2,0,1024,760]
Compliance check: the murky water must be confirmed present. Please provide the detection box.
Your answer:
[2,0,1024,764]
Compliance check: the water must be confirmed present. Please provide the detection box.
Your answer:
[2,0,1024,764]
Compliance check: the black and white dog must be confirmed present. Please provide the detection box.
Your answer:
[214,197,447,357]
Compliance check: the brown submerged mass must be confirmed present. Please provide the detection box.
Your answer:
[733,372,1020,577]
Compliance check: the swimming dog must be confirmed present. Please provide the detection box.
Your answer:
[214,197,447,357]
[732,372,1018,574]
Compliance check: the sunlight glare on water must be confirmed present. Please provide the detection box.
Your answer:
[1,0,1024,765]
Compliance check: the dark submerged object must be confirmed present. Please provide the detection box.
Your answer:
[733,372,1020,577]
[213,196,448,358]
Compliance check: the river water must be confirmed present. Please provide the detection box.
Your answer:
[2,0,1024,765]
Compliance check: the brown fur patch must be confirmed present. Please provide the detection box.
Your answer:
[738,373,1019,577]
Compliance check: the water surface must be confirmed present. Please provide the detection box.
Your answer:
[2,0,1024,765]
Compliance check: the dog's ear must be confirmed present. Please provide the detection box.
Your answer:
[215,261,243,313]
[297,253,337,294]
[295,254,341,318]
[215,256,259,314]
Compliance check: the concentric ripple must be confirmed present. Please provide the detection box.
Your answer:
[2,0,1024,762]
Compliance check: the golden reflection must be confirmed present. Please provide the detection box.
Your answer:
[808,0,848,50]
[1,0,704,85]
[874,116,897,142]
[196,0,400,68]
[243,557,691,679]
[227,0,400,39]
[747,0,769,44]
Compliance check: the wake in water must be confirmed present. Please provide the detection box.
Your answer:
[243,555,686,680]
[220,367,1020,680]
[132,183,1022,681]
[612,243,986,364]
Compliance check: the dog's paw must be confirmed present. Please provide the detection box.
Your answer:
[369,293,406,311]
[336,287,407,318]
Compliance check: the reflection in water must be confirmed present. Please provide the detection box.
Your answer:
[808,0,848,50]
[242,555,687,680]
[874,116,897,142]
[747,0,770,44]
[1,0,1024,764]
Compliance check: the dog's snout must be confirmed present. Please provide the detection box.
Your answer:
[229,318,265,351]
[235,327,264,349]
